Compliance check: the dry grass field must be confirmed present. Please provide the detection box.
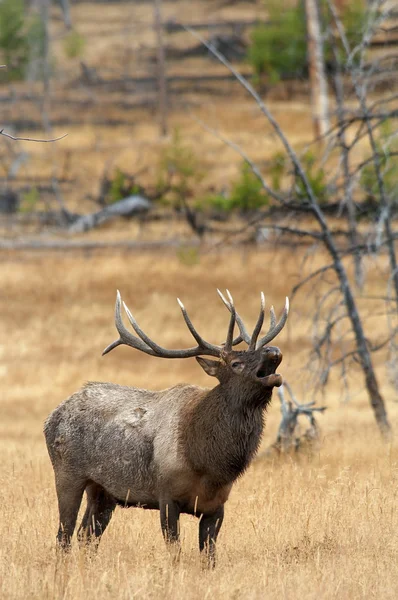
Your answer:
[1,246,398,599]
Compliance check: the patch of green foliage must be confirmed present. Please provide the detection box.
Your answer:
[247,0,370,83]
[198,192,231,212]
[201,162,268,213]
[108,168,141,204]
[176,246,200,266]
[0,0,45,81]
[324,0,368,69]
[336,1,368,57]
[19,187,39,213]
[63,30,86,60]
[268,152,286,192]
[294,151,328,203]
[228,162,268,211]
[247,2,307,83]
[360,121,398,204]
[157,129,203,209]
[265,150,328,204]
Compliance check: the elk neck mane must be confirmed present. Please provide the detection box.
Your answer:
[180,379,270,486]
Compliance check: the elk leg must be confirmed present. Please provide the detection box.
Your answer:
[199,506,224,568]
[77,483,116,546]
[55,476,86,550]
[159,499,181,544]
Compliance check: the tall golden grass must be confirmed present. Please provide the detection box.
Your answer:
[1,247,398,599]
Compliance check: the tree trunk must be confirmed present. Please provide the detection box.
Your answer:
[330,35,363,289]
[322,225,391,436]
[154,0,168,137]
[59,0,72,29]
[39,0,51,133]
[305,0,329,139]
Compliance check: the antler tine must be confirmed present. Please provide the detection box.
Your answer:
[217,289,251,345]
[248,292,265,351]
[223,289,236,352]
[177,298,219,352]
[102,291,157,357]
[217,288,230,310]
[256,297,289,348]
[269,306,276,331]
[123,301,170,355]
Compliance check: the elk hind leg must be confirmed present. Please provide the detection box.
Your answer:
[55,475,86,550]
[77,482,116,547]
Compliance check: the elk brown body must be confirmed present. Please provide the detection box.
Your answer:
[44,289,288,566]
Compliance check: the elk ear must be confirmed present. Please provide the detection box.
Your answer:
[196,357,220,378]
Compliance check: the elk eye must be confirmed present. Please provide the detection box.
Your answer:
[231,361,242,369]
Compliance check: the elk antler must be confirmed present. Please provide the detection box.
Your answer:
[217,289,251,347]
[102,290,234,359]
[256,297,289,348]
[217,291,289,349]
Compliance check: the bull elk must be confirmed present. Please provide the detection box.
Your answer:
[44,289,289,566]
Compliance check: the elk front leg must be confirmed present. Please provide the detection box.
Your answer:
[159,498,181,563]
[199,506,224,568]
[159,498,181,544]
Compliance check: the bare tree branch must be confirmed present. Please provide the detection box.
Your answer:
[0,130,68,143]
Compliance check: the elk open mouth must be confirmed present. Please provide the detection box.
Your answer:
[256,369,283,388]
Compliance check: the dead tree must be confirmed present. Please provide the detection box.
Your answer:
[185,0,394,436]
[154,0,168,137]
[272,382,326,454]
[305,0,329,138]
[58,0,72,30]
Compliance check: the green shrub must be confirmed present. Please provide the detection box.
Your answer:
[108,168,141,204]
[268,152,286,191]
[19,187,39,213]
[201,162,268,214]
[0,0,29,80]
[247,2,307,82]
[229,162,268,211]
[176,246,200,266]
[0,0,47,81]
[64,30,85,59]
[295,151,328,203]
[247,0,370,83]
[360,121,398,204]
[197,193,232,212]
[325,0,369,68]
[157,129,203,209]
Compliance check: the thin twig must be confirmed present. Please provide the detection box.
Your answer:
[0,130,68,143]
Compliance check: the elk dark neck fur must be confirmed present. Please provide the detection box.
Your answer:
[182,379,272,486]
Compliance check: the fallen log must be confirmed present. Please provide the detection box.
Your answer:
[68,195,151,233]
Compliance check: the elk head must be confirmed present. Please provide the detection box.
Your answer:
[103,289,289,392]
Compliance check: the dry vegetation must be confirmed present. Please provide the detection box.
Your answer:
[1,247,398,599]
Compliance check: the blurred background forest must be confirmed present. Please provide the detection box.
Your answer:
[2,2,398,597]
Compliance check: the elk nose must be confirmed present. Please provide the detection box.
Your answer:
[263,346,282,364]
